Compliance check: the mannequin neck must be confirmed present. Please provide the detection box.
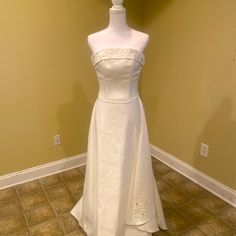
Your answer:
[107,9,130,32]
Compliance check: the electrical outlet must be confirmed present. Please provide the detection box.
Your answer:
[54,135,61,146]
[200,143,209,158]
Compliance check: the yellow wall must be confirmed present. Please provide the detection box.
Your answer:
[0,1,110,175]
[141,0,236,190]
[0,0,235,191]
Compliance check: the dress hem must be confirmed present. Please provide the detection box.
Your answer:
[70,208,167,235]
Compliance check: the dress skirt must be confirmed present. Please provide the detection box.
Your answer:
[70,96,167,236]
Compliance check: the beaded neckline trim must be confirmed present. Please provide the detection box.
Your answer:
[91,48,145,66]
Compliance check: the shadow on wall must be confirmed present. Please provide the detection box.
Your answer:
[193,97,236,190]
[57,82,92,157]
[99,0,174,28]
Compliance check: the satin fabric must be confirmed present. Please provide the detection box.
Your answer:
[70,48,167,236]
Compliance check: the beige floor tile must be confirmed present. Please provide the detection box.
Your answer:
[0,214,27,235]
[24,203,55,226]
[0,187,17,203]
[20,190,47,211]
[178,180,209,199]
[16,180,41,196]
[39,174,63,187]
[0,198,22,218]
[29,218,64,235]
[217,205,236,229]
[151,156,162,164]
[197,216,234,236]
[178,200,212,224]
[72,191,83,201]
[165,210,192,234]
[161,188,191,208]
[49,195,76,215]
[65,178,84,195]
[156,178,172,193]
[65,229,86,236]
[161,199,175,214]
[162,171,188,186]
[153,162,173,176]
[60,168,84,182]
[154,170,160,180]
[153,229,171,235]
[196,191,229,214]
[58,213,81,233]
[180,227,207,236]
[79,165,86,176]
[8,228,31,236]
[43,182,72,200]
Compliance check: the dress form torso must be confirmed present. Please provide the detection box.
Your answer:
[70,2,168,235]
[87,7,149,54]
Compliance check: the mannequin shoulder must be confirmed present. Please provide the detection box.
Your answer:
[87,30,106,51]
[132,30,149,43]
[87,31,103,43]
[131,30,149,51]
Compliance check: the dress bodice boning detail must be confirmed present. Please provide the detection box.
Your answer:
[91,48,145,103]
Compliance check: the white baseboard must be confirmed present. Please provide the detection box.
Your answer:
[150,144,236,208]
[1,146,235,208]
[0,153,87,190]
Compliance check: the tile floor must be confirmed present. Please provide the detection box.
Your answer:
[0,157,235,235]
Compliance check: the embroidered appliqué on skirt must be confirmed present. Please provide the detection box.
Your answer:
[133,197,149,219]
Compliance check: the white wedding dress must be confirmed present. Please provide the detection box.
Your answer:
[70,48,167,236]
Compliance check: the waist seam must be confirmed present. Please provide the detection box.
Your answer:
[98,94,139,104]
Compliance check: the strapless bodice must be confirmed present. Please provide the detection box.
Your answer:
[91,48,145,103]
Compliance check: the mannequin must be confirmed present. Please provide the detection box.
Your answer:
[87,6,152,235]
[70,1,168,235]
[87,0,149,54]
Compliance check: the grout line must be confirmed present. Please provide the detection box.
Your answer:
[195,226,208,235]
[57,168,87,234]
[58,168,85,203]
[58,172,79,202]
[213,206,236,231]
[37,178,66,234]
[14,186,32,236]
[180,225,207,235]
